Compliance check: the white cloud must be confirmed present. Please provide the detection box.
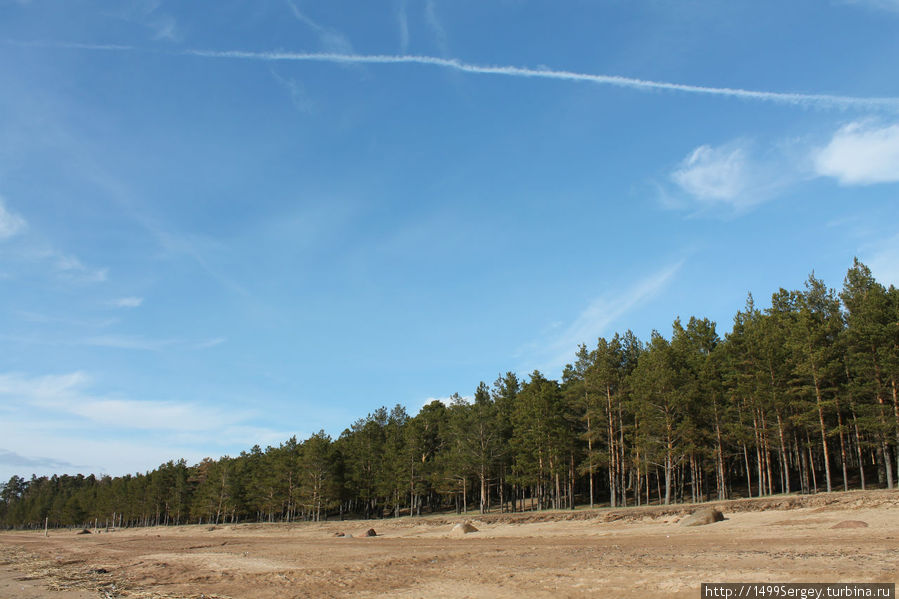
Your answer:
[0,371,292,480]
[672,144,752,204]
[0,371,238,433]
[0,197,26,239]
[109,296,143,308]
[667,138,811,213]
[814,121,899,185]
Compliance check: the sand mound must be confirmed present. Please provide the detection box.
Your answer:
[831,520,868,529]
[363,528,377,537]
[679,508,725,527]
[452,522,479,535]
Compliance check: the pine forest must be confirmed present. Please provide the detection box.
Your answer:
[2,259,898,530]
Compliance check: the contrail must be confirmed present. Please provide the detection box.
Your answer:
[183,50,899,111]
[13,41,899,111]
[9,40,135,52]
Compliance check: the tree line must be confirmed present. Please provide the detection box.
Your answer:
[2,259,898,529]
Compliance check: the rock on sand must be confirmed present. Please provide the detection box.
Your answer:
[452,522,479,535]
[831,520,868,529]
[679,508,725,527]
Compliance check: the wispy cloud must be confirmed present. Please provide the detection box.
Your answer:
[666,120,899,216]
[10,40,134,51]
[424,0,449,56]
[83,334,176,351]
[665,140,807,214]
[17,41,899,111]
[60,153,250,295]
[108,0,180,43]
[0,448,83,470]
[862,233,899,286]
[397,1,410,52]
[0,370,292,479]
[0,197,26,239]
[194,337,226,350]
[269,68,314,113]
[149,14,178,41]
[672,143,753,204]
[52,252,108,282]
[15,310,117,328]
[8,246,108,284]
[0,194,107,282]
[0,371,90,400]
[524,260,685,373]
[108,296,143,308]
[838,0,899,13]
[813,121,899,184]
[4,331,224,353]
[286,1,353,54]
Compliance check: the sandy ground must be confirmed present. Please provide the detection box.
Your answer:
[0,489,897,599]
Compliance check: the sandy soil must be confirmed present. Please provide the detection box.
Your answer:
[1,489,897,599]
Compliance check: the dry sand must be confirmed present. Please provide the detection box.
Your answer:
[0,489,897,599]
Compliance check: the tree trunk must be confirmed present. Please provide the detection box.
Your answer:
[462,477,467,514]
[806,430,819,493]
[742,442,753,498]
[618,396,627,507]
[891,376,899,483]
[606,386,617,508]
[760,409,774,496]
[714,402,727,500]
[586,413,594,509]
[811,369,832,492]
[872,359,895,489]
[835,396,849,491]
[752,408,764,497]
[479,465,487,515]
[775,410,790,494]
[845,361,866,490]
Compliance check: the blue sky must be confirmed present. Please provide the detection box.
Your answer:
[1,0,898,482]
